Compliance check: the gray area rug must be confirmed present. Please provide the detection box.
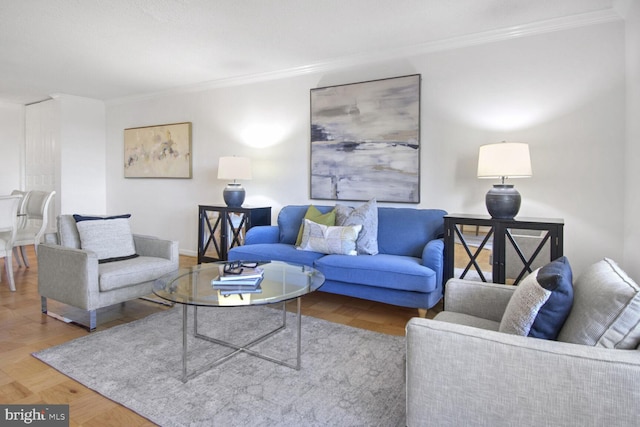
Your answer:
[33,305,406,427]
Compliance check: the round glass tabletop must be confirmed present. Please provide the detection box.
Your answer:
[153,260,325,307]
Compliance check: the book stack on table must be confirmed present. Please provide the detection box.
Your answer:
[211,264,264,295]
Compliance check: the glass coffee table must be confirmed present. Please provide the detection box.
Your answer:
[153,261,325,383]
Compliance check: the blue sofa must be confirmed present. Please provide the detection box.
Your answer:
[228,205,447,310]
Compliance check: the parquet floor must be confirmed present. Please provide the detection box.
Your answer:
[0,246,445,426]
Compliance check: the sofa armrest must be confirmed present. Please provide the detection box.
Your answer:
[444,279,515,322]
[406,318,640,427]
[133,234,179,265]
[37,243,100,310]
[422,238,444,288]
[245,226,280,245]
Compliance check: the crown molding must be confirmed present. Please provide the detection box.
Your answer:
[107,8,622,106]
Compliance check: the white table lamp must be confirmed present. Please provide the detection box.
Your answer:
[477,142,532,219]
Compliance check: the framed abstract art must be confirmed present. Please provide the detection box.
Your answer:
[310,74,420,203]
[124,122,192,178]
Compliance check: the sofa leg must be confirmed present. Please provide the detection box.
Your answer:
[41,296,47,313]
[418,308,428,318]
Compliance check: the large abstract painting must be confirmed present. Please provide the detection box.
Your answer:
[124,122,192,178]
[310,74,420,203]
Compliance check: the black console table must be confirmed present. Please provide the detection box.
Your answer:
[197,205,271,263]
[444,214,564,285]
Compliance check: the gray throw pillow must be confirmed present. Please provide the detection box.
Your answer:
[334,198,378,255]
[73,214,138,264]
[557,258,640,349]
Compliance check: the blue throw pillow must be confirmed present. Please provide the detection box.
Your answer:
[499,256,573,340]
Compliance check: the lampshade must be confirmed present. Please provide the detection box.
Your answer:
[477,142,532,179]
[217,156,252,181]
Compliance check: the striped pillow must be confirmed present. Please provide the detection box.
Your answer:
[73,214,138,264]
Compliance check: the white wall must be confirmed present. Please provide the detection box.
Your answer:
[621,0,640,280]
[105,21,626,277]
[56,95,107,214]
[419,22,626,276]
[25,96,107,217]
[0,102,24,194]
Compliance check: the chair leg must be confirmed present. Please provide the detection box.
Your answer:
[19,246,29,268]
[4,256,16,291]
[41,297,98,332]
[89,310,97,332]
[13,247,23,267]
[417,308,428,318]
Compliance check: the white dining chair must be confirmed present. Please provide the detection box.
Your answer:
[13,190,55,268]
[10,189,29,267]
[0,195,22,291]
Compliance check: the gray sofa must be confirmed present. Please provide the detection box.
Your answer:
[38,214,179,331]
[406,258,640,426]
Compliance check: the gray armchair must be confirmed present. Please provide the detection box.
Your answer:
[406,260,640,426]
[38,215,179,331]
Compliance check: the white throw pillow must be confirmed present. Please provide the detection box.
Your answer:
[297,219,362,256]
[73,214,137,263]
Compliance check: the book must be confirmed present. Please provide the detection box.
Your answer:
[216,264,264,281]
[219,284,263,296]
[212,276,263,288]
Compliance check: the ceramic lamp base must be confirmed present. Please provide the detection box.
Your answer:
[485,184,521,219]
[223,183,245,208]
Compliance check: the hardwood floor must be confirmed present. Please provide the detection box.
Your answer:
[0,246,440,426]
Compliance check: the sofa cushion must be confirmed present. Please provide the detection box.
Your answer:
[557,258,640,349]
[434,311,501,331]
[298,219,361,256]
[99,256,177,292]
[227,242,326,266]
[335,198,379,255]
[73,214,138,264]
[295,205,336,246]
[499,256,573,340]
[377,208,447,257]
[315,253,438,293]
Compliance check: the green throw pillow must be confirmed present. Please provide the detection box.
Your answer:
[295,205,336,246]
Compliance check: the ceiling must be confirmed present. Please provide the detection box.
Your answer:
[0,0,617,105]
